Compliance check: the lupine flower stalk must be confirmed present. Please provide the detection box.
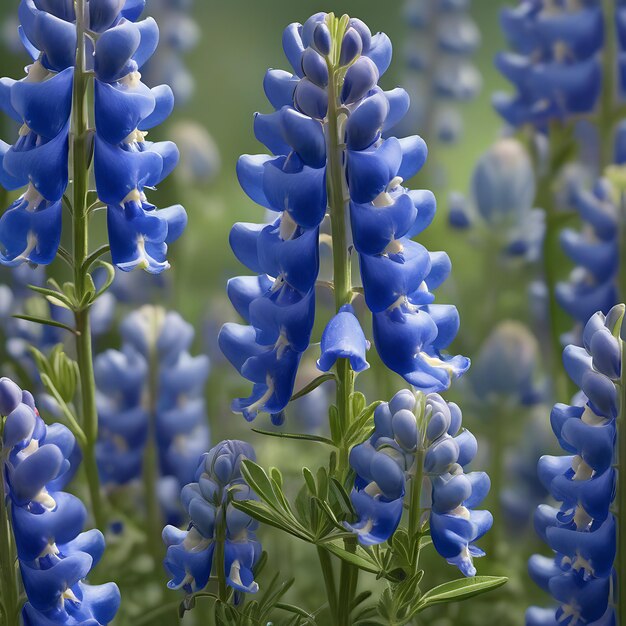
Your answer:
[496,0,624,402]
[0,377,120,625]
[347,389,492,577]
[527,304,625,625]
[557,178,618,346]
[219,12,493,624]
[95,306,210,557]
[403,0,481,145]
[163,440,261,602]
[0,0,186,531]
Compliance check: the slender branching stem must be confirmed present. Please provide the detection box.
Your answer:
[71,0,106,532]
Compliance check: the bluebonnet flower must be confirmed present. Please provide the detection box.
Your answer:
[556,178,618,346]
[527,304,623,626]
[163,440,262,596]
[494,1,603,128]
[220,12,469,421]
[142,0,199,105]
[347,389,492,577]
[403,0,482,144]
[0,0,186,273]
[449,139,544,259]
[95,306,209,521]
[0,377,120,624]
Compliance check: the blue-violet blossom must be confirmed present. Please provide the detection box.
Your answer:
[0,0,186,272]
[0,377,120,624]
[219,12,469,422]
[347,389,492,577]
[526,304,623,626]
[163,440,262,596]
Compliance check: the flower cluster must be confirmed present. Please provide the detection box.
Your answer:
[95,306,210,519]
[494,0,604,128]
[143,0,199,105]
[0,0,186,272]
[527,305,622,625]
[449,139,543,259]
[403,0,482,143]
[347,389,492,577]
[556,178,618,346]
[220,12,469,421]
[0,377,120,624]
[163,440,262,596]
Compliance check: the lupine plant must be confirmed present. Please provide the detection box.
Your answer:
[527,304,625,625]
[0,0,186,536]
[403,0,481,146]
[0,377,120,625]
[217,12,506,625]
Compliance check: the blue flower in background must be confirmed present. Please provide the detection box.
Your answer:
[220,12,469,421]
[0,0,186,273]
[95,306,210,522]
[527,304,623,626]
[163,440,262,596]
[470,320,543,406]
[0,377,120,624]
[142,0,200,106]
[556,178,618,346]
[403,0,482,144]
[449,138,544,259]
[347,389,492,577]
[494,1,604,128]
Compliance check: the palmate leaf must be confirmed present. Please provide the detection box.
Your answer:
[414,576,508,613]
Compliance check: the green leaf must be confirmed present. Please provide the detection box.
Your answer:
[302,468,317,495]
[251,428,335,447]
[323,541,383,576]
[350,391,366,419]
[240,460,282,509]
[290,373,336,400]
[93,260,115,299]
[232,500,313,542]
[329,477,355,517]
[344,400,382,446]
[328,404,340,443]
[415,576,508,613]
[13,314,77,335]
[27,284,75,310]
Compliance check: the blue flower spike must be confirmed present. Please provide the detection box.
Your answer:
[220,11,469,422]
[0,378,120,625]
[0,0,186,273]
[494,1,603,129]
[403,0,482,144]
[527,304,626,625]
[163,440,262,597]
[346,389,492,577]
[95,305,210,523]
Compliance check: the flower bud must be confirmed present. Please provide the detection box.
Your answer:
[0,377,22,416]
[313,22,331,56]
[301,48,329,88]
[339,27,363,67]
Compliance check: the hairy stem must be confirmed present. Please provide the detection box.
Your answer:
[72,0,106,532]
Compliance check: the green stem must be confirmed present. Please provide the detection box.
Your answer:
[324,15,358,626]
[535,124,572,403]
[0,441,20,625]
[215,506,228,603]
[618,331,626,624]
[143,310,166,574]
[71,0,106,533]
[317,546,338,620]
